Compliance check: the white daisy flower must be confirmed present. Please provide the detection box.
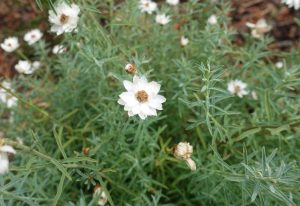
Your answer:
[155,14,171,25]
[24,29,43,45]
[207,15,218,25]
[93,186,108,206]
[52,44,67,54]
[139,0,157,14]
[0,81,18,108]
[246,19,271,38]
[1,37,19,52]
[48,2,80,35]
[180,36,189,46]
[173,142,196,171]
[282,0,300,10]
[166,0,180,6]
[275,61,284,69]
[118,75,166,120]
[227,80,249,98]
[0,145,16,175]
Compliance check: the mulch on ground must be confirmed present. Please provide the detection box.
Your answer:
[230,0,300,50]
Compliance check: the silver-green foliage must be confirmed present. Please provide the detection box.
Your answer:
[1,0,300,205]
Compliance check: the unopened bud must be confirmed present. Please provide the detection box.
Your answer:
[172,141,197,171]
[124,64,137,75]
[83,147,90,156]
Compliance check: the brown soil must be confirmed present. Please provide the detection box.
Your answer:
[230,0,300,50]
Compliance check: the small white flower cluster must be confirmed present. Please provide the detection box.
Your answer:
[282,0,300,10]
[1,2,80,76]
[0,81,18,108]
[173,142,196,171]
[0,144,16,175]
[246,19,271,39]
[15,60,41,75]
[1,29,43,75]
[1,29,43,53]
[138,0,171,25]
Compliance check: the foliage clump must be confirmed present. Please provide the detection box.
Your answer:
[0,0,300,205]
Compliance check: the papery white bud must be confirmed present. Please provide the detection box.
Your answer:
[94,186,108,206]
[180,36,189,46]
[173,142,193,160]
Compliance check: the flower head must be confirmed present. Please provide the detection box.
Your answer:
[118,75,166,120]
[0,81,18,108]
[48,2,80,35]
[207,14,218,25]
[227,80,249,98]
[1,37,19,52]
[246,19,271,38]
[93,186,108,206]
[24,29,43,45]
[124,63,137,75]
[155,14,171,25]
[180,36,189,46]
[173,142,196,171]
[32,61,41,71]
[275,61,283,69]
[0,145,16,175]
[282,0,300,10]
[52,44,67,54]
[166,0,180,6]
[139,0,157,14]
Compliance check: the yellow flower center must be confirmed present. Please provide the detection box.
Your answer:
[135,90,148,103]
[60,14,69,24]
[234,85,241,93]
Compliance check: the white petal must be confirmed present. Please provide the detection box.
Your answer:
[185,158,196,171]
[119,92,138,106]
[0,145,16,154]
[147,81,161,95]
[141,104,157,116]
[138,112,147,120]
[123,80,133,91]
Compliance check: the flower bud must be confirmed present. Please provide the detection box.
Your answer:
[173,142,193,160]
[83,147,90,156]
[124,64,137,75]
[173,142,196,171]
[93,185,108,206]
